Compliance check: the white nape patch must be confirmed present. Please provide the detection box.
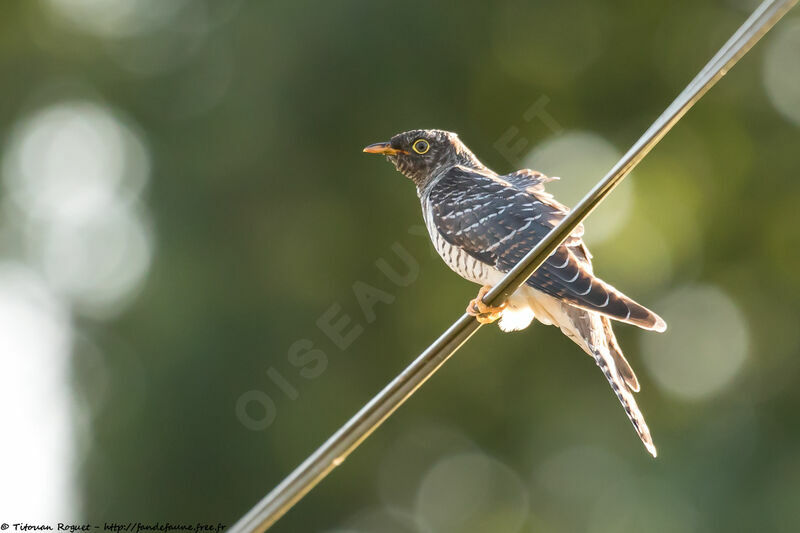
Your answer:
[498,306,535,332]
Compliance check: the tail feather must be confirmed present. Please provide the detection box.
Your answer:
[530,246,667,333]
[602,316,640,392]
[554,303,657,457]
[592,341,657,457]
[573,278,667,333]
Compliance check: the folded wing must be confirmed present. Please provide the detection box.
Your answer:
[426,166,665,331]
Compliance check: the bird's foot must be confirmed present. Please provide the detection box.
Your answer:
[466,285,506,324]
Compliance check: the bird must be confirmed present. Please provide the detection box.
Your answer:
[364,129,666,457]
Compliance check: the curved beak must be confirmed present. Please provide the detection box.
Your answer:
[363,142,406,155]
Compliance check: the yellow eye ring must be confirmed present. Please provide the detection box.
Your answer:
[412,139,430,154]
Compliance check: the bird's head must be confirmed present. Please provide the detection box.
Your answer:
[364,129,483,189]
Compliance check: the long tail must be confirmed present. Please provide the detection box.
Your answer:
[559,305,657,457]
[591,336,657,457]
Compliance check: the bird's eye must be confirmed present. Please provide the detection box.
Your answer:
[412,139,430,154]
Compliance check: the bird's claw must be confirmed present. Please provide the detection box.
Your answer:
[466,285,506,324]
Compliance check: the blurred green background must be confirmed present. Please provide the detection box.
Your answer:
[1,0,800,531]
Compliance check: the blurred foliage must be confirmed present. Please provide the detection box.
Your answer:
[2,0,800,532]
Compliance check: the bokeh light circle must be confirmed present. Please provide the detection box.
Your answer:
[33,202,153,318]
[42,0,192,38]
[536,446,632,504]
[763,18,800,127]
[523,131,634,245]
[415,452,529,533]
[2,100,149,224]
[378,424,478,510]
[341,507,420,533]
[641,284,749,400]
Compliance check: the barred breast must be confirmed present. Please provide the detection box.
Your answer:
[421,196,492,286]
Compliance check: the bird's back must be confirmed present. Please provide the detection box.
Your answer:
[422,164,665,331]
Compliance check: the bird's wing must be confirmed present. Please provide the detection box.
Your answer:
[503,168,557,191]
[504,169,585,246]
[427,166,665,331]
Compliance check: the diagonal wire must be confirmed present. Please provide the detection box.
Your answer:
[228,1,797,531]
